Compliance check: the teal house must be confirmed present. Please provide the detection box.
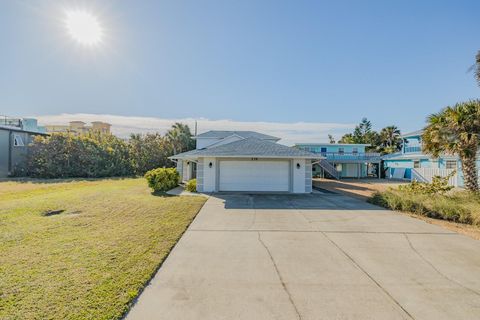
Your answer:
[294,143,382,179]
[383,130,480,187]
[0,116,47,177]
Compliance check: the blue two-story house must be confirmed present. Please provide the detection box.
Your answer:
[383,130,480,187]
[294,143,382,179]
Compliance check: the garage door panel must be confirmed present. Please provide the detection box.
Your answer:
[219,161,290,192]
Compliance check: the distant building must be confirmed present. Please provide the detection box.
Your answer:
[45,121,111,135]
[0,116,47,177]
[294,143,382,179]
[383,130,480,187]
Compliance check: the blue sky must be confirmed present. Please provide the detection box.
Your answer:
[1,0,479,142]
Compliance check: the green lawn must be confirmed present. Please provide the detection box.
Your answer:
[0,178,206,320]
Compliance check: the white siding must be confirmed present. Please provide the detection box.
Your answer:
[202,157,217,192]
[196,159,204,192]
[292,159,306,193]
[176,160,184,181]
[305,160,312,193]
[182,160,191,181]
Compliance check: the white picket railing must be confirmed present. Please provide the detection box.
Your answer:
[411,168,457,187]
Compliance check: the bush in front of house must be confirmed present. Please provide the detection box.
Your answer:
[397,173,455,195]
[185,179,197,192]
[369,188,480,225]
[144,168,179,192]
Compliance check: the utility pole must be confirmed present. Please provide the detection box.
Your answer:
[195,120,197,136]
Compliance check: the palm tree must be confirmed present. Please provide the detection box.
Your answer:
[475,50,480,86]
[379,126,402,153]
[422,100,480,192]
[166,123,195,154]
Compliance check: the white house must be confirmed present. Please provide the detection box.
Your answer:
[169,131,321,193]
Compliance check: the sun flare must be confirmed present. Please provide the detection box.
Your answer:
[65,10,103,46]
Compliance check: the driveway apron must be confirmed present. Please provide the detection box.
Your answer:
[126,193,480,320]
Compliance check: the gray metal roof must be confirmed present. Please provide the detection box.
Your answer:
[401,130,423,138]
[0,125,48,135]
[170,138,321,159]
[194,130,280,141]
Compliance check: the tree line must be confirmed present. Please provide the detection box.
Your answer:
[334,118,402,154]
[15,122,195,178]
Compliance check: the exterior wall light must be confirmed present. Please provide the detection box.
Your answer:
[296,163,301,169]
[209,162,213,168]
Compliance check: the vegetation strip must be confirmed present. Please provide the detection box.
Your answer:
[369,189,480,226]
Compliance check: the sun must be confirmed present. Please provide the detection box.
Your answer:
[64,10,103,46]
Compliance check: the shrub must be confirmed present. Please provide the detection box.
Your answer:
[398,173,455,195]
[185,179,197,192]
[144,168,179,192]
[369,188,480,225]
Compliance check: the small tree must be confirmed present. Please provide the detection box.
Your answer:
[328,134,335,144]
[422,100,480,192]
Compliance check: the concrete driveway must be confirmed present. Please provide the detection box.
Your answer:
[126,193,480,320]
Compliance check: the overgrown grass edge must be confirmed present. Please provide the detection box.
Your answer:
[368,189,480,226]
[120,196,206,319]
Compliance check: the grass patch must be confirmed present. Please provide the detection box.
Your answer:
[0,178,206,320]
[369,188,480,225]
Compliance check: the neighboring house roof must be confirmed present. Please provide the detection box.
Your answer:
[194,130,280,141]
[382,152,430,161]
[170,137,321,159]
[401,130,423,138]
[0,125,48,135]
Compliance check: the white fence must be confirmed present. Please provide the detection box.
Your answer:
[411,168,457,187]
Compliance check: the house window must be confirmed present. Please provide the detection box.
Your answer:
[352,147,358,154]
[338,147,344,155]
[320,147,327,153]
[446,160,457,170]
[413,160,420,168]
[13,135,24,147]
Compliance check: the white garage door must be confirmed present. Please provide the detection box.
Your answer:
[219,160,290,192]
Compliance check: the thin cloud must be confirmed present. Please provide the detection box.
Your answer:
[36,113,355,146]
